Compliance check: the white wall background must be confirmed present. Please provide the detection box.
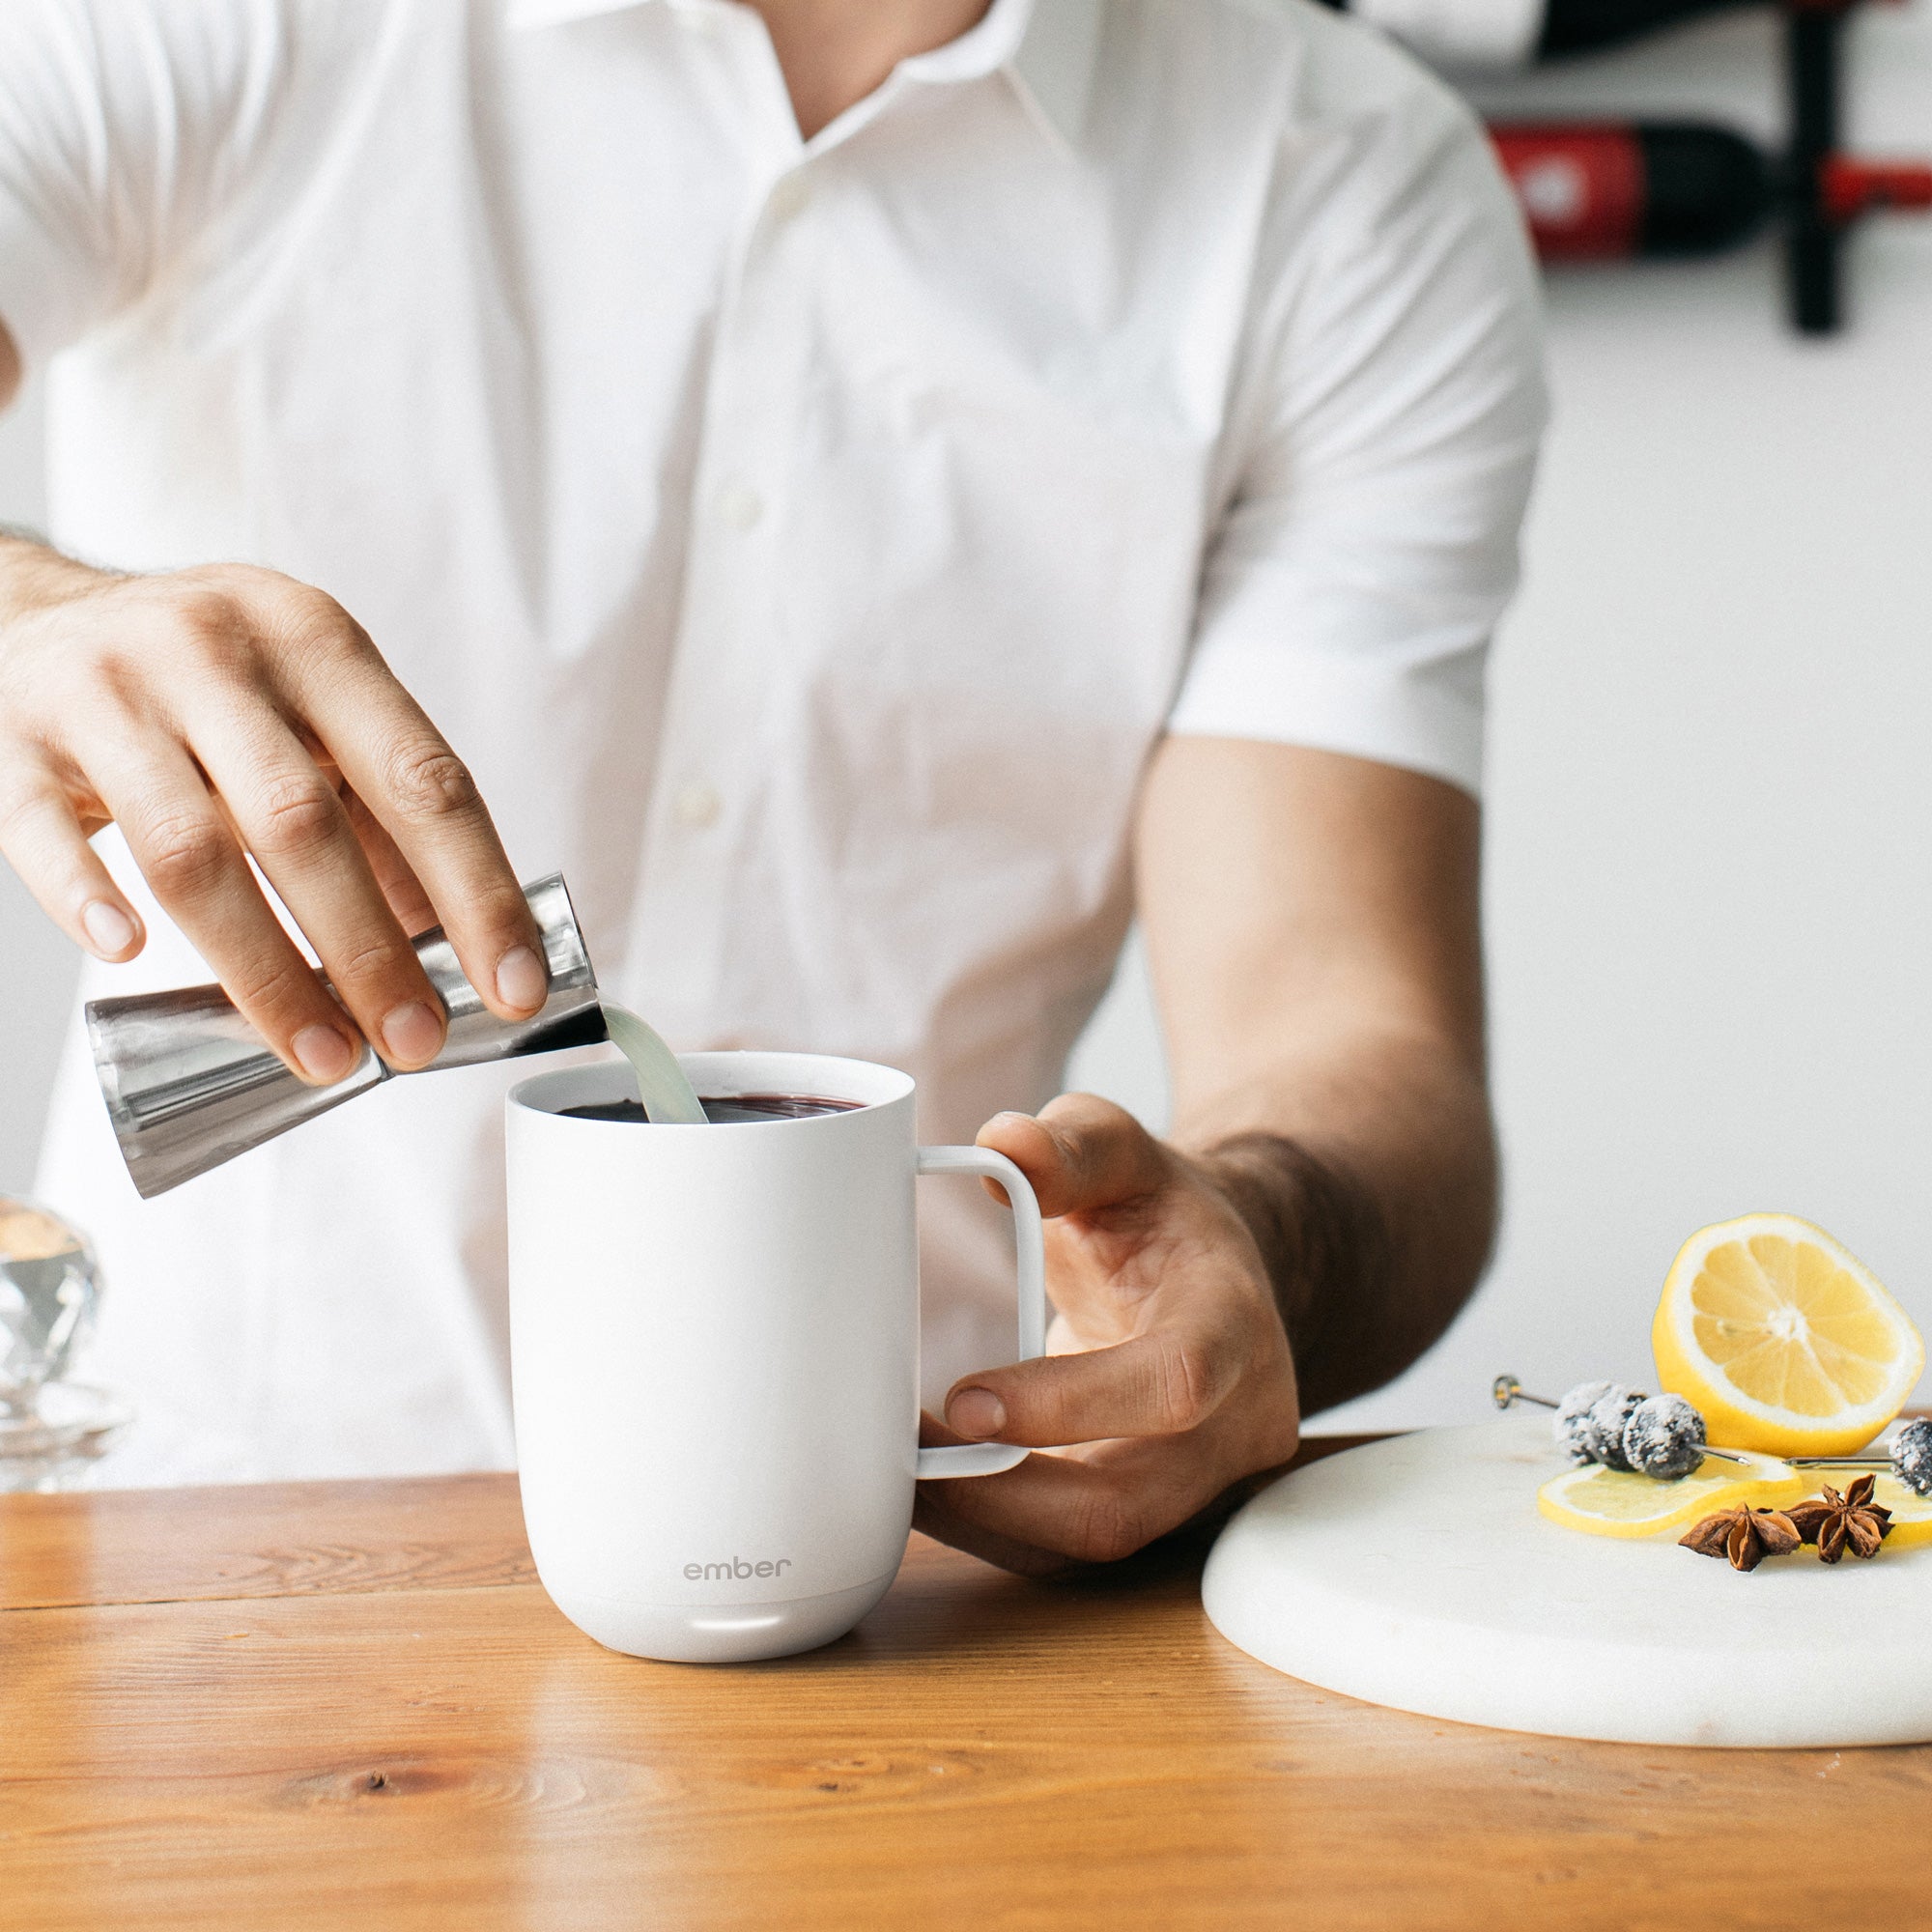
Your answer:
[3,5,1930,1435]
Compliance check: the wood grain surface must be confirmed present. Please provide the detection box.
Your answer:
[0,1472,534,1610]
[4,1457,1930,1931]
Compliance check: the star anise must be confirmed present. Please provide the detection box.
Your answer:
[1787,1474,1892,1563]
[1678,1503,1802,1572]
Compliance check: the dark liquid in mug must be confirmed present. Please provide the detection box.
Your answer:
[561,1094,863,1125]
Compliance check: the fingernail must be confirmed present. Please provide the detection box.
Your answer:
[380,1000,443,1067]
[292,1024,359,1085]
[495,945,548,1014]
[947,1388,1007,1439]
[81,900,136,957]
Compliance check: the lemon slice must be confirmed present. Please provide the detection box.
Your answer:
[1870,1474,1932,1549]
[1652,1214,1924,1460]
[1538,1452,1802,1539]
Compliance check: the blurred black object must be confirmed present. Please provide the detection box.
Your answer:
[1314,0,1760,64]
[1537,0,1751,54]
[1785,0,1848,329]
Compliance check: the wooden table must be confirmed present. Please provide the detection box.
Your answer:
[5,1453,1929,1931]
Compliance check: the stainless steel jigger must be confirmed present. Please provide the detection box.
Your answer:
[86,872,608,1198]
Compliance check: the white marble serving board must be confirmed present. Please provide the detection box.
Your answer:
[1203,1411,1932,1747]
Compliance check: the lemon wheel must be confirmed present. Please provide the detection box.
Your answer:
[1653,1213,1923,1459]
[1537,1452,1802,1539]
[1870,1474,1932,1548]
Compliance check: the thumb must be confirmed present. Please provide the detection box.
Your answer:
[944,1319,1237,1447]
[975,1092,1169,1220]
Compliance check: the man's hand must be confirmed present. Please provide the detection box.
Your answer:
[0,540,548,1083]
[913,1093,1301,1577]
[918,737,1495,1576]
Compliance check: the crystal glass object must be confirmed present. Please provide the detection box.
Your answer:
[0,1198,130,1492]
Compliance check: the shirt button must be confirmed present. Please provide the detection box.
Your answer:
[672,781,723,830]
[718,482,764,531]
[767,174,811,222]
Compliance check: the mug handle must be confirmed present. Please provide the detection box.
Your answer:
[913,1145,1047,1480]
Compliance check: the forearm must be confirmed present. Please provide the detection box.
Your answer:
[1174,1033,1496,1415]
[1133,737,1494,1418]
[0,316,70,618]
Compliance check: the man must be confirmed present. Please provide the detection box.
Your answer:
[0,0,1542,1574]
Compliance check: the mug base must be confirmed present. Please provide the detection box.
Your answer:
[548,1572,899,1663]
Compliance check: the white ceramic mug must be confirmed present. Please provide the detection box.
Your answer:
[506,1051,1045,1662]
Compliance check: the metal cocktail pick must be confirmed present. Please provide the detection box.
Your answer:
[1787,1418,1932,1497]
[1492,1374,1548,1411]
[1492,1373,1748,1473]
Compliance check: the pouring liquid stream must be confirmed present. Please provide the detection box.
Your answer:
[599,1002,709,1124]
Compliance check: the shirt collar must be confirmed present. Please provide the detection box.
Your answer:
[501,0,1101,149]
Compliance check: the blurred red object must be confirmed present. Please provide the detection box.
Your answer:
[1491,122,1932,271]
[1491,124,1765,259]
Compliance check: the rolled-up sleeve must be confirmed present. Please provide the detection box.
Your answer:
[0,0,286,372]
[1168,68,1547,797]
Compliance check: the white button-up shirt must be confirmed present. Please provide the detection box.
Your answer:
[0,0,1543,1483]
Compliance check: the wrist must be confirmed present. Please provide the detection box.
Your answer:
[1195,1131,1392,1406]
[0,531,114,625]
